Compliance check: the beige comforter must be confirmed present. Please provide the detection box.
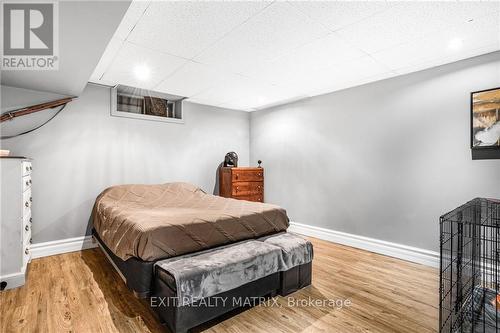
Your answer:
[92,182,289,261]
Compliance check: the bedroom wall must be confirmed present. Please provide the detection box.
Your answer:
[250,51,500,252]
[1,83,250,243]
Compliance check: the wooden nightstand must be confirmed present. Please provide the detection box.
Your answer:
[219,167,264,202]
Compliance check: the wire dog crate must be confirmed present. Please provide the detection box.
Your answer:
[440,198,500,333]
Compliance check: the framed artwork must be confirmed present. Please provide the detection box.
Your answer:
[471,87,500,159]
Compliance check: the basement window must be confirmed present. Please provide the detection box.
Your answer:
[111,84,184,123]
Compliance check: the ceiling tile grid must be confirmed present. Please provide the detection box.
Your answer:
[193,2,332,74]
[89,0,500,111]
[371,10,500,71]
[113,0,151,41]
[155,61,245,99]
[234,32,368,86]
[101,41,187,89]
[336,1,500,54]
[126,1,272,59]
[280,56,394,98]
[89,37,125,84]
[289,1,392,32]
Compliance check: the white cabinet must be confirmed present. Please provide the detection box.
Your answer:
[0,158,32,290]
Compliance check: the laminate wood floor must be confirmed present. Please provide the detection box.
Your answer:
[0,237,438,333]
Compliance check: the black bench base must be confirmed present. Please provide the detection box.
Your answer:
[280,261,312,296]
[152,262,312,333]
[93,229,313,332]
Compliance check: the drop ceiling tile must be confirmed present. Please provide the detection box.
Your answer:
[280,56,391,95]
[91,1,500,111]
[89,37,124,83]
[306,71,396,97]
[224,84,307,111]
[337,1,500,54]
[188,74,253,106]
[127,1,271,59]
[204,56,391,109]
[239,32,367,84]
[289,1,391,31]
[372,13,500,71]
[155,61,235,97]
[189,74,306,111]
[394,43,500,77]
[102,42,187,89]
[114,0,150,41]
[194,2,330,74]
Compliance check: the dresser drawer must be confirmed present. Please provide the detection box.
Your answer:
[23,219,31,241]
[23,245,31,266]
[23,189,32,217]
[23,209,32,227]
[232,169,263,182]
[219,167,265,203]
[22,175,32,192]
[235,194,263,202]
[22,161,32,176]
[232,182,263,196]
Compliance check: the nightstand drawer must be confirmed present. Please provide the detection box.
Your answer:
[232,169,263,182]
[232,182,263,196]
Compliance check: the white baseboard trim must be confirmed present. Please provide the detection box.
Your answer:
[28,225,439,267]
[0,269,26,290]
[31,235,97,259]
[288,222,439,268]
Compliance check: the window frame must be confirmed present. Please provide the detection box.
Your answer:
[110,85,185,124]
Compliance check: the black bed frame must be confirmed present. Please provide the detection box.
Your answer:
[93,230,312,333]
[93,230,154,298]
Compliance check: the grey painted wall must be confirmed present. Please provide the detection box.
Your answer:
[1,84,250,243]
[250,52,500,252]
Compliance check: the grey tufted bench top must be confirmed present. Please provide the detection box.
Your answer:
[155,232,313,306]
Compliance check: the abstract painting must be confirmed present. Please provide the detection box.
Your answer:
[471,87,500,149]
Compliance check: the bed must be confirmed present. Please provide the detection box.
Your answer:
[91,182,290,297]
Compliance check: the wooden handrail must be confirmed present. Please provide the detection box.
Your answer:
[0,97,74,123]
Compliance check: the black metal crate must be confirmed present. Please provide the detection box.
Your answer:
[440,198,500,333]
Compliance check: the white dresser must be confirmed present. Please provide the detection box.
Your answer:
[0,157,32,290]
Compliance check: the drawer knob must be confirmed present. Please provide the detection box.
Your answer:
[26,181,29,186]
[29,217,32,223]
[25,202,29,207]
[235,175,239,179]
[30,238,32,244]
[29,197,32,202]
[25,248,29,255]
[26,166,29,171]
[29,180,32,184]
[29,166,32,171]
[25,225,29,231]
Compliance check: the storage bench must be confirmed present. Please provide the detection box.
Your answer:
[151,233,313,333]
